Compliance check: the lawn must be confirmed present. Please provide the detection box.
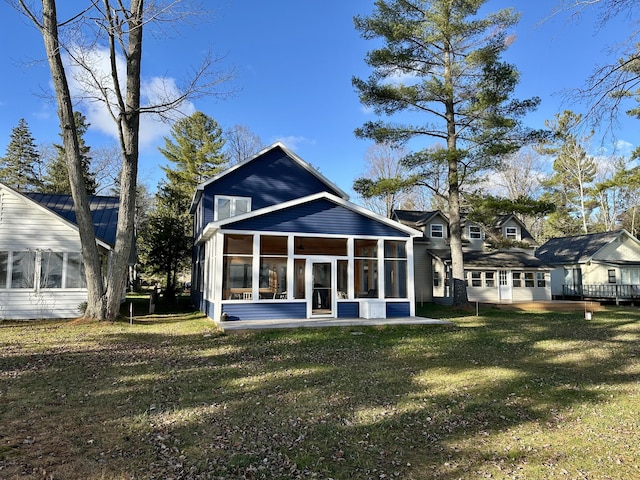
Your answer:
[1,303,639,479]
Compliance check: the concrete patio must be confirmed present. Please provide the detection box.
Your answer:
[215,316,453,332]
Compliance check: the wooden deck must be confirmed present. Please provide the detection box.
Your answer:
[491,300,605,312]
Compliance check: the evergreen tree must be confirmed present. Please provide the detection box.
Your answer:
[0,118,43,191]
[538,111,598,236]
[145,111,228,297]
[138,182,192,300]
[43,111,97,195]
[352,0,543,306]
[159,111,229,207]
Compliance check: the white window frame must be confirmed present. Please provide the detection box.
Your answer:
[469,225,482,239]
[505,226,519,240]
[430,224,444,238]
[214,195,252,221]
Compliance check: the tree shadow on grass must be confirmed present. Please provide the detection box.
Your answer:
[1,309,639,479]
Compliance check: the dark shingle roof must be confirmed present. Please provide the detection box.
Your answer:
[25,193,119,246]
[429,249,548,268]
[535,230,623,264]
[393,210,442,228]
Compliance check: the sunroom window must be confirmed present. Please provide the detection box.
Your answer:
[259,236,288,300]
[355,239,378,297]
[0,252,8,288]
[384,240,407,298]
[223,234,253,300]
[11,252,36,289]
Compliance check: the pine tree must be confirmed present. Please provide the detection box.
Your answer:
[539,111,598,235]
[44,111,97,195]
[0,118,43,191]
[144,111,229,298]
[352,0,543,306]
[138,182,192,300]
[159,111,229,207]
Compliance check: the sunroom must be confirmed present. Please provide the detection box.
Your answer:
[193,194,421,322]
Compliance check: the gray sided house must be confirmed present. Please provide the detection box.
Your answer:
[0,183,118,319]
[535,230,640,302]
[393,210,551,304]
[190,143,421,323]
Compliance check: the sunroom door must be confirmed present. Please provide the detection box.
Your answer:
[311,261,333,317]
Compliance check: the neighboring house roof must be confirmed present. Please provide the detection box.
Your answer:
[429,249,549,269]
[535,230,627,264]
[190,142,349,213]
[393,210,439,227]
[24,192,119,246]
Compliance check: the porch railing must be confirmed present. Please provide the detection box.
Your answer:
[563,284,640,300]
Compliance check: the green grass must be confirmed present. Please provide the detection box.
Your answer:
[1,303,639,479]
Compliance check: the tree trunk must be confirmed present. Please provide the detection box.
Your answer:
[41,0,106,319]
[443,26,469,308]
[103,0,144,321]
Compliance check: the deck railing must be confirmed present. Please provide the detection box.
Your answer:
[563,284,640,300]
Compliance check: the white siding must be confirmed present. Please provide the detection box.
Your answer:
[593,234,640,264]
[0,187,88,319]
[0,189,82,251]
[0,291,87,319]
[549,266,566,297]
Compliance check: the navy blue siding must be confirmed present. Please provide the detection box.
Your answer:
[337,302,359,318]
[199,147,344,230]
[226,199,409,237]
[221,302,306,320]
[386,302,411,317]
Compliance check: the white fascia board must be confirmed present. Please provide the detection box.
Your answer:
[215,191,422,237]
[195,223,219,245]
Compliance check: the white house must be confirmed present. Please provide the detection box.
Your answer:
[393,210,551,304]
[536,230,640,302]
[0,183,118,319]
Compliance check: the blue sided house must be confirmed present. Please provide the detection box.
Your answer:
[189,143,421,323]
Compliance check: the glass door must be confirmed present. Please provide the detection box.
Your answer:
[498,270,512,302]
[311,261,332,316]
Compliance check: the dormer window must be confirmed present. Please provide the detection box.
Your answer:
[430,224,444,238]
[469,225,482,239]
[215,195,251,221]
[505,226,518,240]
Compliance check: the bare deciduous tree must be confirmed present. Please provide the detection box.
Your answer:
[224,124,263,165]
[494,147,544,201]
[552,0,640,131]
[16,0,233,320]
[355,143,415,218]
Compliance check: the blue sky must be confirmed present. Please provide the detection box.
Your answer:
[0,1,637,197]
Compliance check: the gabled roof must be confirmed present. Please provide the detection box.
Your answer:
[23,192,119,247]
[190,142,349,213]
[535,230,629,264]
[392,209,446,228]
[197,191,422,244]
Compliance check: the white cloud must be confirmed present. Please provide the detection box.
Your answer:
[63,44,195,152]
[614,139,634,157]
